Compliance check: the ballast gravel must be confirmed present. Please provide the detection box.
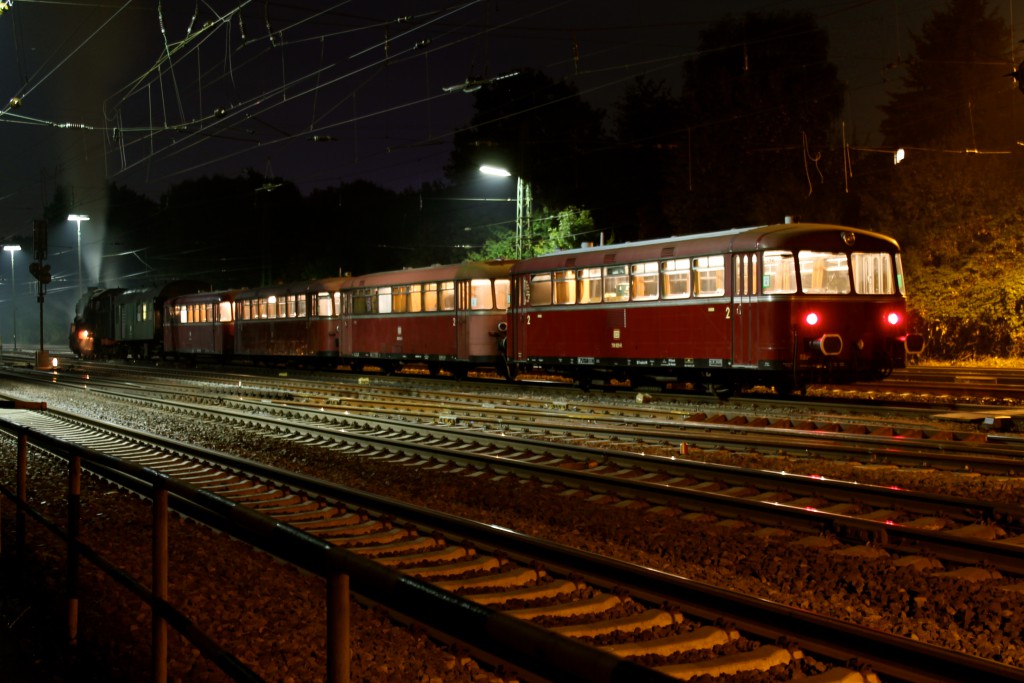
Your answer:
[2,379,1024,682]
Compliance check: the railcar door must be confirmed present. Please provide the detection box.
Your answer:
[454,280,467,360]
[731,253,758,367]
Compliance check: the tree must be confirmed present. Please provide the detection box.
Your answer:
[879,0,1013,150]
[667,10,847,230]
[468,206,594,260]
[607,77,683,240]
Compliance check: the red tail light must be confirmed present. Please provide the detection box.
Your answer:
[885,311,901,326]
[804,312,820,326]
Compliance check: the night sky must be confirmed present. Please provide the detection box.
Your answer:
[0,2,970,218]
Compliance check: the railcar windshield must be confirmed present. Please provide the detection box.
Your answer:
[851,252,898,294]
[799,251,851,294]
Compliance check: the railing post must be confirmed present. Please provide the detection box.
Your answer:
[16,430,27,552]
[326,572,350,683]
[67,452,81,647]
[153,483,169,682]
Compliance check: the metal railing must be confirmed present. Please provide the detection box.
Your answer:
[0,404,671,683]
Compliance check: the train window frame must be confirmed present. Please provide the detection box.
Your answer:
[577,267,602,304]
[423,283,438,312]
[799,251,851,295]
[315,292,332,317]
[552,270,576,305]
[439,281,456,311]
[894,254,907,296]
[378,286,393,314]
[393,285,409,313]
[693,255,725,297]
[495,279,511,310]
[762,250,797,294]
[851,252,896,295]
[603,265,629,302]
[528,273,553,306]
[660,259,691,300]
[218,300,233,322]
[631,262,659,301]
[470,278,495,310]
[409,284,423,313]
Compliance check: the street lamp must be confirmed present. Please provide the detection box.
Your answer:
[3,244,20,350]
[479,165,532,258]
[68,213,90,300]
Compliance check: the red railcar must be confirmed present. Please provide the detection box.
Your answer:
[339,261,513,376]
[506,223,922,395]
[232,277,346,363]
[163,289,239,357]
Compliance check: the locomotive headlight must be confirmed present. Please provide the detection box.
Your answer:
[804,312,820,326]
[77,329,90,341]
[885,311,902,326]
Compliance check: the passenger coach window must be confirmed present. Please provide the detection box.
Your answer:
[218,301,233,322]
[660,260,690,299]
[851,252,895,294]
[694,255,725,297]
[529,273,552,306]
[470,279,494,310]
[378,287,393,314]
[578,268,602,303]
[440,281,455,311]
[603,266,629,302]
[632,262,658,300]
[494,279,510,310]
[800,251,850,294]
[553,270,576,305]
[409,284,423,312]
[423,283,438,312]
[393,286,408,313]
[315,292,332,317]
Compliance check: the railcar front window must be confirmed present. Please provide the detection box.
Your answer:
[799,251,850,294]
[694,255,725,297]
[851,252,896,294]
[762,251,797,294]
[895,254,906,295]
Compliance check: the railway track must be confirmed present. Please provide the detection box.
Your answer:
[2,403,1021,682]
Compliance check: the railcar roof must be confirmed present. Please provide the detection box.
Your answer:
[346,260,514,287]
[513,223,899,272]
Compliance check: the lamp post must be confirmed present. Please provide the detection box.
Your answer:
[479,165,531,258]
[3,244,20,350]
[68,213,90,301]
